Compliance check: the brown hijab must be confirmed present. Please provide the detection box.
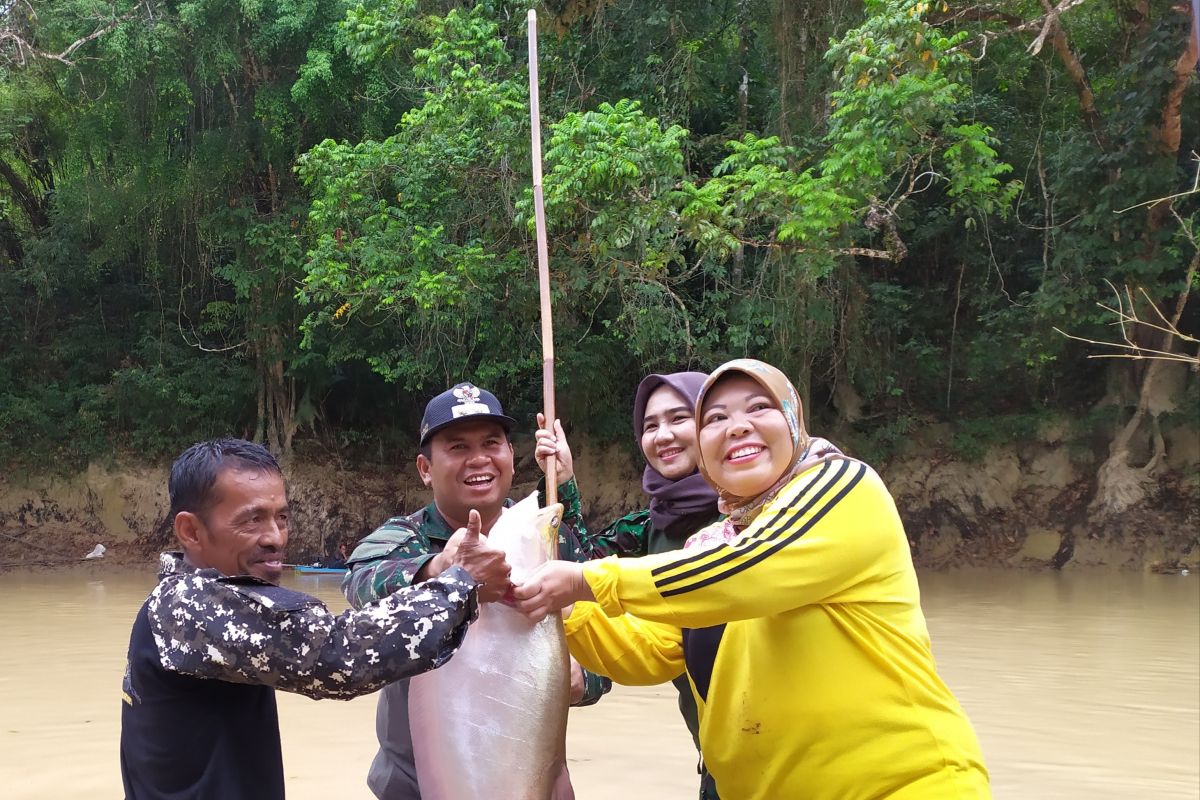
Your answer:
[695,359,842,530]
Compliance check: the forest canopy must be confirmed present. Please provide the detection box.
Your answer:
[1,0,1196,471]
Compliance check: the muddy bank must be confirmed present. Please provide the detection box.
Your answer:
[2,426,1197,571]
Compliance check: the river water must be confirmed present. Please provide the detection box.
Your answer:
[0,566,1196,799]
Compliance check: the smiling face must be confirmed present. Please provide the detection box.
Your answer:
[640,384,700,481]
[698,373,794,498]
[176,467,290,583]
[417,419,514,531]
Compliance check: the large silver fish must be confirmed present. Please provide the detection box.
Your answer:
[409,492,571,800]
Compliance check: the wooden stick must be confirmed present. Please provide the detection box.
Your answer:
[527,9,558,506]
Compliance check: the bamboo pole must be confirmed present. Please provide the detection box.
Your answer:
[527,9,557,506]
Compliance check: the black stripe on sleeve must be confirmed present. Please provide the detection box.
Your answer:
[659,461,866,598]
[652,460,846,590]
[650,460,837,581]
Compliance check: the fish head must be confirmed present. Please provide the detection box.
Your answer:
[488,493,564,579]
[533,502,563,563]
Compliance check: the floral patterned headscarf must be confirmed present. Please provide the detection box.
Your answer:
[695,359,818,530]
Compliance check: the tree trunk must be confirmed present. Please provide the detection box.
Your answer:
[1153,2,1197,156]
[774,0,813,141]
[0,158,50,230]
[253,344,267,444]
[737,0,752,134]
[1090,358,1171,516]
[258,328,296,458]
[0,214,25,265]
[1032,0,1109,151]
[1092,249,1199,516]
[833,262,866,424]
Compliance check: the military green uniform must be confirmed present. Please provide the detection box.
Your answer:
[343,478,610,800]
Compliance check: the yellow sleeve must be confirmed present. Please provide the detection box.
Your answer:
[562,602,685,686]
[583,459,909,628]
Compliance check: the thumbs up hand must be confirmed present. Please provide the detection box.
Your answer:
[448,509,512,603]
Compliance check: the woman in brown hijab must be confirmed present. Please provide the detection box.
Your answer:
[515,358,989,800]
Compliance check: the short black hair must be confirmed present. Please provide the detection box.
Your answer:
[168,438,282,520]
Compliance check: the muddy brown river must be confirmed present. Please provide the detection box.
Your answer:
[0,566,1196,798]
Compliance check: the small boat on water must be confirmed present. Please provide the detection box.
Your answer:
[290,565,347,575]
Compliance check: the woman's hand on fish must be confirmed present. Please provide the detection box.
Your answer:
[534,414,574,483]
[509,561,593,622]
[449,509,513,603]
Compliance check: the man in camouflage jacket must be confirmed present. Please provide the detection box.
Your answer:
[343,383,609,800]
[120,438,510,800]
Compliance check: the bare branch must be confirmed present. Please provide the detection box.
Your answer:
[1027,0,1058,56]
[1080,351,1198,363]
[1055,274,1199,369]
[725,231,897,261]
[947,0,1091,54]
[1020,0,1091,35]
[1,0,149,68]
[1075,156,1200,368]
[1113,152,1200,213]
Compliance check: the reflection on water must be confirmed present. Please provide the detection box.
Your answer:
[0,566,1196,799]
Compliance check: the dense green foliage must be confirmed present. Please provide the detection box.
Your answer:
[1,0,1196,467]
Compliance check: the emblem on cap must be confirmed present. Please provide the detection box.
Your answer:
[453,384,482,403]
[451,383,491,419]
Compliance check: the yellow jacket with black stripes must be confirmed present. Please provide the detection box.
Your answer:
[564,457,990,800]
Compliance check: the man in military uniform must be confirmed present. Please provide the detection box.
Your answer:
[120,438,511,800]
[343,382,608,800]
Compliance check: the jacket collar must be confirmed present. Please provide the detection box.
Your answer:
[157,551,220,581]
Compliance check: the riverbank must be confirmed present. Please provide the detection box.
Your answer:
[2,423,1197,572]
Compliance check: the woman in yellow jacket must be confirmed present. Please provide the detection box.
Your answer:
[512,359,990,800]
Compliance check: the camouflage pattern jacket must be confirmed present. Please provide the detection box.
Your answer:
[141,552,479,699]
[573,507,725,559]
[343,477,610,706]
